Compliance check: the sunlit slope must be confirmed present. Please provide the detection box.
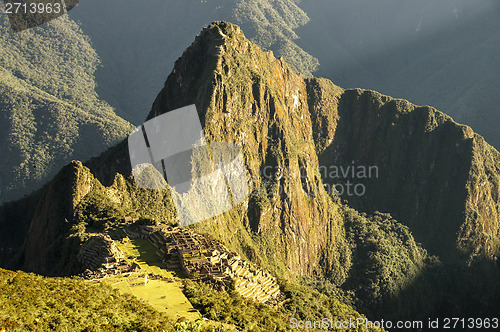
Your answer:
[1,158,373,330]
[100,236,200,320]
[0,268,174,330]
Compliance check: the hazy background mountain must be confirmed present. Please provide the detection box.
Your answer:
[69,0,500,150]
[68,0,319,125]
[296,0,500,149]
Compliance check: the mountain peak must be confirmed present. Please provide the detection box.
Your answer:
[201,21,245,41]
[147,21,283,121]
[143,20,500,267]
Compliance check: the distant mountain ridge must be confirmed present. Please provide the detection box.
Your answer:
[69,0,318,125]
[147,21,500,264]
[319,88,500,262]
[296,0,500,150]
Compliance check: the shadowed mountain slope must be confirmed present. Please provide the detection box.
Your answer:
[0,15,133,203]
[296,0,500,150]
[318,89,500,262]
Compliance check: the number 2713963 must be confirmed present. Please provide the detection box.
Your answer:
[443,318,499,329]
[5,2,62,14]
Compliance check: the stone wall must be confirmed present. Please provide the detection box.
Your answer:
[78,233,138,279]
[144,225,280,303]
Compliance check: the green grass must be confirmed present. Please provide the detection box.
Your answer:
[96,235,199,321]
[99,276,200,321]
[122,238,164,267]
[0,268,174,331]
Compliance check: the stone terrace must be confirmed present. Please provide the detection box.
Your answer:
[78,234,139,279]
[144,225,280,304]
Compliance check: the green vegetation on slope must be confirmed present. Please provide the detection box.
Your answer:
[316,88,500,263]
[184,279,381,332]
[0,268,174,331]
[0,14,133,203]
[0,268,237,332]
[232,0,318,76]
[341,209,428,317]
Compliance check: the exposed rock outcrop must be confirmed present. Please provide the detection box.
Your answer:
[21,161,94,274]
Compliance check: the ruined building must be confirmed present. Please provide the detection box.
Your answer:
[78,234,139,279]
[144,225,280,303]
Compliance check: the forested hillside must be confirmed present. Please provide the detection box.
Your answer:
[0,268,175,331]
[0,13,133,202]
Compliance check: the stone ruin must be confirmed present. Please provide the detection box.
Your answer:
[78,233,140,279]
[142,224,280,304]
[75,219,280,304]
[122,218,156,240]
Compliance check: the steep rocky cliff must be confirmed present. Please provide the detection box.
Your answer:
[317,89,500,262]
[147,21,348,277]
[19,161,94,274]
[148,21,500,265]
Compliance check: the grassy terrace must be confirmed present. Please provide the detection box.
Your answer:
[90,233,200,321]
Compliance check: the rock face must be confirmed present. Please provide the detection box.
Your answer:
[319,89,500,262]
[148,21,348,277]
[21,161,94,274]
[147,21,500,267]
